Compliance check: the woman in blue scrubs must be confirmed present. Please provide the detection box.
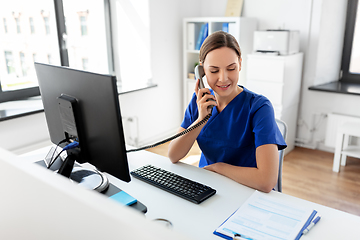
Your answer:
[168,31,286,193]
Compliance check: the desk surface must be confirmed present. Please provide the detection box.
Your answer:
[22,147,360,240]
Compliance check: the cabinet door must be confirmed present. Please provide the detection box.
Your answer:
[247,57,285,82]
[246,81,284,106]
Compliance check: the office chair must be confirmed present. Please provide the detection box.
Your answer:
[274,119,287,192]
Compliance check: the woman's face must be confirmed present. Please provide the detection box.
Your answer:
[203,47,241,100]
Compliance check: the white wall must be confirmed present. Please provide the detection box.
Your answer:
[0,113,51,154]
[119,0,202,146]
[201,0,357,151]
[1,0,357,154]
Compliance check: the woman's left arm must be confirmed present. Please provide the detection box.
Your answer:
[203,144,279,193]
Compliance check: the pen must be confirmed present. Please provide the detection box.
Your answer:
[302,215,321,235]
[233,233,254,240]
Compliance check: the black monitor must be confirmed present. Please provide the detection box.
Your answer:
[35,63,131,184]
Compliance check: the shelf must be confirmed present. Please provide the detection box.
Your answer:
[342,146,360,159]
[308,81,360,96]
[183,17,257,111]
[186,50,200,54]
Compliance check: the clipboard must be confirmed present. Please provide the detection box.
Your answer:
[214,191,318,240]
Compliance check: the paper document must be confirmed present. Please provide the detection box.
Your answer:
[214,191,317,240]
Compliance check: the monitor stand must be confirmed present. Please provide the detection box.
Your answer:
[35,153,147,213]
[54,152,109,193]
[67,167,109,193]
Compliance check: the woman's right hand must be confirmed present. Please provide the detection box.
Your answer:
[195,78,217,121]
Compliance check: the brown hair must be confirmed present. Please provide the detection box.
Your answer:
[199,31,241,63]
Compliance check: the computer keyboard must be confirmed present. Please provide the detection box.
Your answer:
[130,165,216,204]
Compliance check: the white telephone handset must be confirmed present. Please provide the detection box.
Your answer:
[194,65,215,109]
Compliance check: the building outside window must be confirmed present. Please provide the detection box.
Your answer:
[63,0,110,73]
[29,17,35,34]
[0,0,152,102]
[0,0,60,96]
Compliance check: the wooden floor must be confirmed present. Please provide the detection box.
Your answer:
[146,143,360,216]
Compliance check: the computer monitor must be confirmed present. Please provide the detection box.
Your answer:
[34,63,131,184]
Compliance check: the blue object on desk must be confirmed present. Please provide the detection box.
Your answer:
[302,215,321,235]
[295,210,317,240]
[109,191,137,206]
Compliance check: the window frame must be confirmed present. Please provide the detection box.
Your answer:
[0,0,114,103]
[340,0,360,83]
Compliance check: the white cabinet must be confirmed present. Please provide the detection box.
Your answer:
[183,17,257,110]
[246,53,304,153]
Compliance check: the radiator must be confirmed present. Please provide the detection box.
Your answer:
[325,113,360,148]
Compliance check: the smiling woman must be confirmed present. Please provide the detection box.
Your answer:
[168,31,287,193]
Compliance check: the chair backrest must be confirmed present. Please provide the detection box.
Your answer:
[274,119,287,192]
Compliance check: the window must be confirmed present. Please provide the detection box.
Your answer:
[20,52,27,76]
[80,15,88,36]
[3,18,8,33]
[29,17,35,34]
[15,17,21,34]
[47,54,52,64]
[43,16,50,35]
[341,0,360,82]
[62,0,111,74]
[82,58,88,70]
[4,51,15,74]
[0,0,152,103]
[110,0,152,89]
[0,0,60,102]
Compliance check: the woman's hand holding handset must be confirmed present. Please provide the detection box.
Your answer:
[195,78,217,121]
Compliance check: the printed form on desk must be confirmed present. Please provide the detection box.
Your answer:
[214,191,317,240]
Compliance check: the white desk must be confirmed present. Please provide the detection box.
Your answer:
[22,147,360,240]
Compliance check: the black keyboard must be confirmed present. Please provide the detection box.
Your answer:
[130,165,216,204]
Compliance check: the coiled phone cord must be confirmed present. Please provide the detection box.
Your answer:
[126,113,212,153]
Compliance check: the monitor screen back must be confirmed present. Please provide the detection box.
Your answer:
[35,63,130,182]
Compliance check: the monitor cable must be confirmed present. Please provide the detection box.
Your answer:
[47,140,79,169]
[126,113,211,153]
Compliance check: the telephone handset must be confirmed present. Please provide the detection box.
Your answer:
[195,64,206,89]
[126,66,212,153]
[194,65,215,109]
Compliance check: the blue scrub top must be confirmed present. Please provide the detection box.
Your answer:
[181,86,287,168]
